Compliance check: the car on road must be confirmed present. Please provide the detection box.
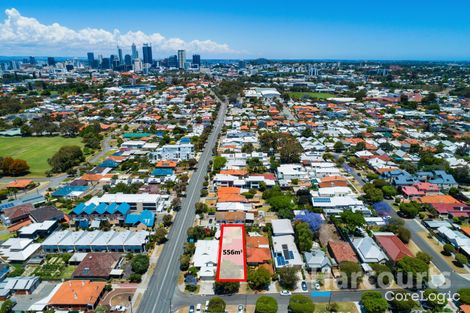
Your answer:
[301,281,308,291]
[238,304,245,312]
[280,290,292,296]
[189,304,195,313]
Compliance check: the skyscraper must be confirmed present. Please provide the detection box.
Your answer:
[192,54,201,67]
[47,57,56,66]
[87,52,95,68]
[142,44,153,65]
[177,50,186,69]
[117,46,123,65]
[168,55,178,68]
[131,43,138,60]
[124,54,132,67]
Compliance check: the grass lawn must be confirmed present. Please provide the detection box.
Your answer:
[288,91,336,100]
[0,136,84,177]
[315,302,358,313]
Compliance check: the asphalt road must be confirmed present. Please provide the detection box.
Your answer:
[137,98,228,313]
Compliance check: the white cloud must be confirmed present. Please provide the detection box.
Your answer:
[0,8,238,56]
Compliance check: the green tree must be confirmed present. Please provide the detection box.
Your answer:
[207,297,226,313]
[214,282,240,294]
[0,299,14,313]
[48,145,84,173]
[455,253,468,267]
[399,202,420,218]
[294,222,313,252]
[389,291,417,312]
[397,227,411,243]
[423,289,447,311]
[255,296,278,313]
[248,267,271,290]
[443,243,455,256]
[458,288,470,304]
[340,210,366,233]
[180,254,190,271]
[339,261,363,288]
[288,295,314,313]
[278,266,299,290]
[361,291,388,313]
[131,254,149,274]
[334,141,345,152]
[382,185,397,198]
[396,256,429,286]
[212,156,227,172]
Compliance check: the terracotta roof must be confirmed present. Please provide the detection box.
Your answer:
[217,187,247,203]
[80,173,113,181]
[418,195,461,205]
[8,219,32,232]
[2,204,33,221]
[328,240,358,263]
[374,234,413,262]
[49,280,106,306]
[219,169,248,177]
[6,179,33,188]
[246,236,272,264]
[155,160,177,168]
[215,211,246,222]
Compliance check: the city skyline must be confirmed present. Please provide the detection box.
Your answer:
[0,0,470,60]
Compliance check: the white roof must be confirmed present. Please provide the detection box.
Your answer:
[193,240,219,268]
[272,219,294,236]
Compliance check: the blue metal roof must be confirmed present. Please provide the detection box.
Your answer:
[151,168,174,176]
[124,210,155,227]
[51,186,88,197]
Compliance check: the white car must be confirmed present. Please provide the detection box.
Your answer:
[280,290,292,296]
[314,283,321,290]
[196,303,202,313]
[205,300,209,311]
[238,304,245,313]
[114,306,127,312]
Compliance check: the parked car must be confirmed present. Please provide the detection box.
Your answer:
[205,300,209,311]
[280,290,292,296]
[238,304,245,312]
[189,304,195,313]
[301,281,308,291]
[314,282,321,290]
[113,306,126,312]
[196,303,202,313]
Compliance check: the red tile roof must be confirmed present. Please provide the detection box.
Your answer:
[328,240,358,263]
[374,234,413,262]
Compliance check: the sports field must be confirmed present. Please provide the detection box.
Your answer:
[288,91,336,100]
[0,136,83,177]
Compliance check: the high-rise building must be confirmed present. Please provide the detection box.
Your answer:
[192,54,201,67]
[133,59,143,72]
[101,58,110,69]
[87,52,95,68]
[142,43,153,65]
[117,46,123,65]
[124,54,132,67]
[177,50,186,69]
[47,57,56,66]
[29,56,37,65]
[168,55,178,68]
[131,43,138,60]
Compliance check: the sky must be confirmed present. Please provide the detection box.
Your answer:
[0,0,469,60]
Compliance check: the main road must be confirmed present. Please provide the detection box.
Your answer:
[137,96,228,313]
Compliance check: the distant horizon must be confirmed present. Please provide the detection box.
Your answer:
[0,1,469,60]
[1,55,469,64]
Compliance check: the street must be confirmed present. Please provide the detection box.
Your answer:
[136,97,228,313]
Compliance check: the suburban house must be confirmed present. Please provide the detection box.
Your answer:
[192,240,219,280]
[374,232,413,262]
[304,249,332,273]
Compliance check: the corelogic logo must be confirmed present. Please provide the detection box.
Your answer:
[385,290,460,302]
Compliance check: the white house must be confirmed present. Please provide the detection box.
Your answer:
[192,240,219,280]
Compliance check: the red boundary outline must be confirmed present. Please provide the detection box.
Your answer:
[215,224,247,282]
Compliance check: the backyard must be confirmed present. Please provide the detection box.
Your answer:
[0,136,84,177]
